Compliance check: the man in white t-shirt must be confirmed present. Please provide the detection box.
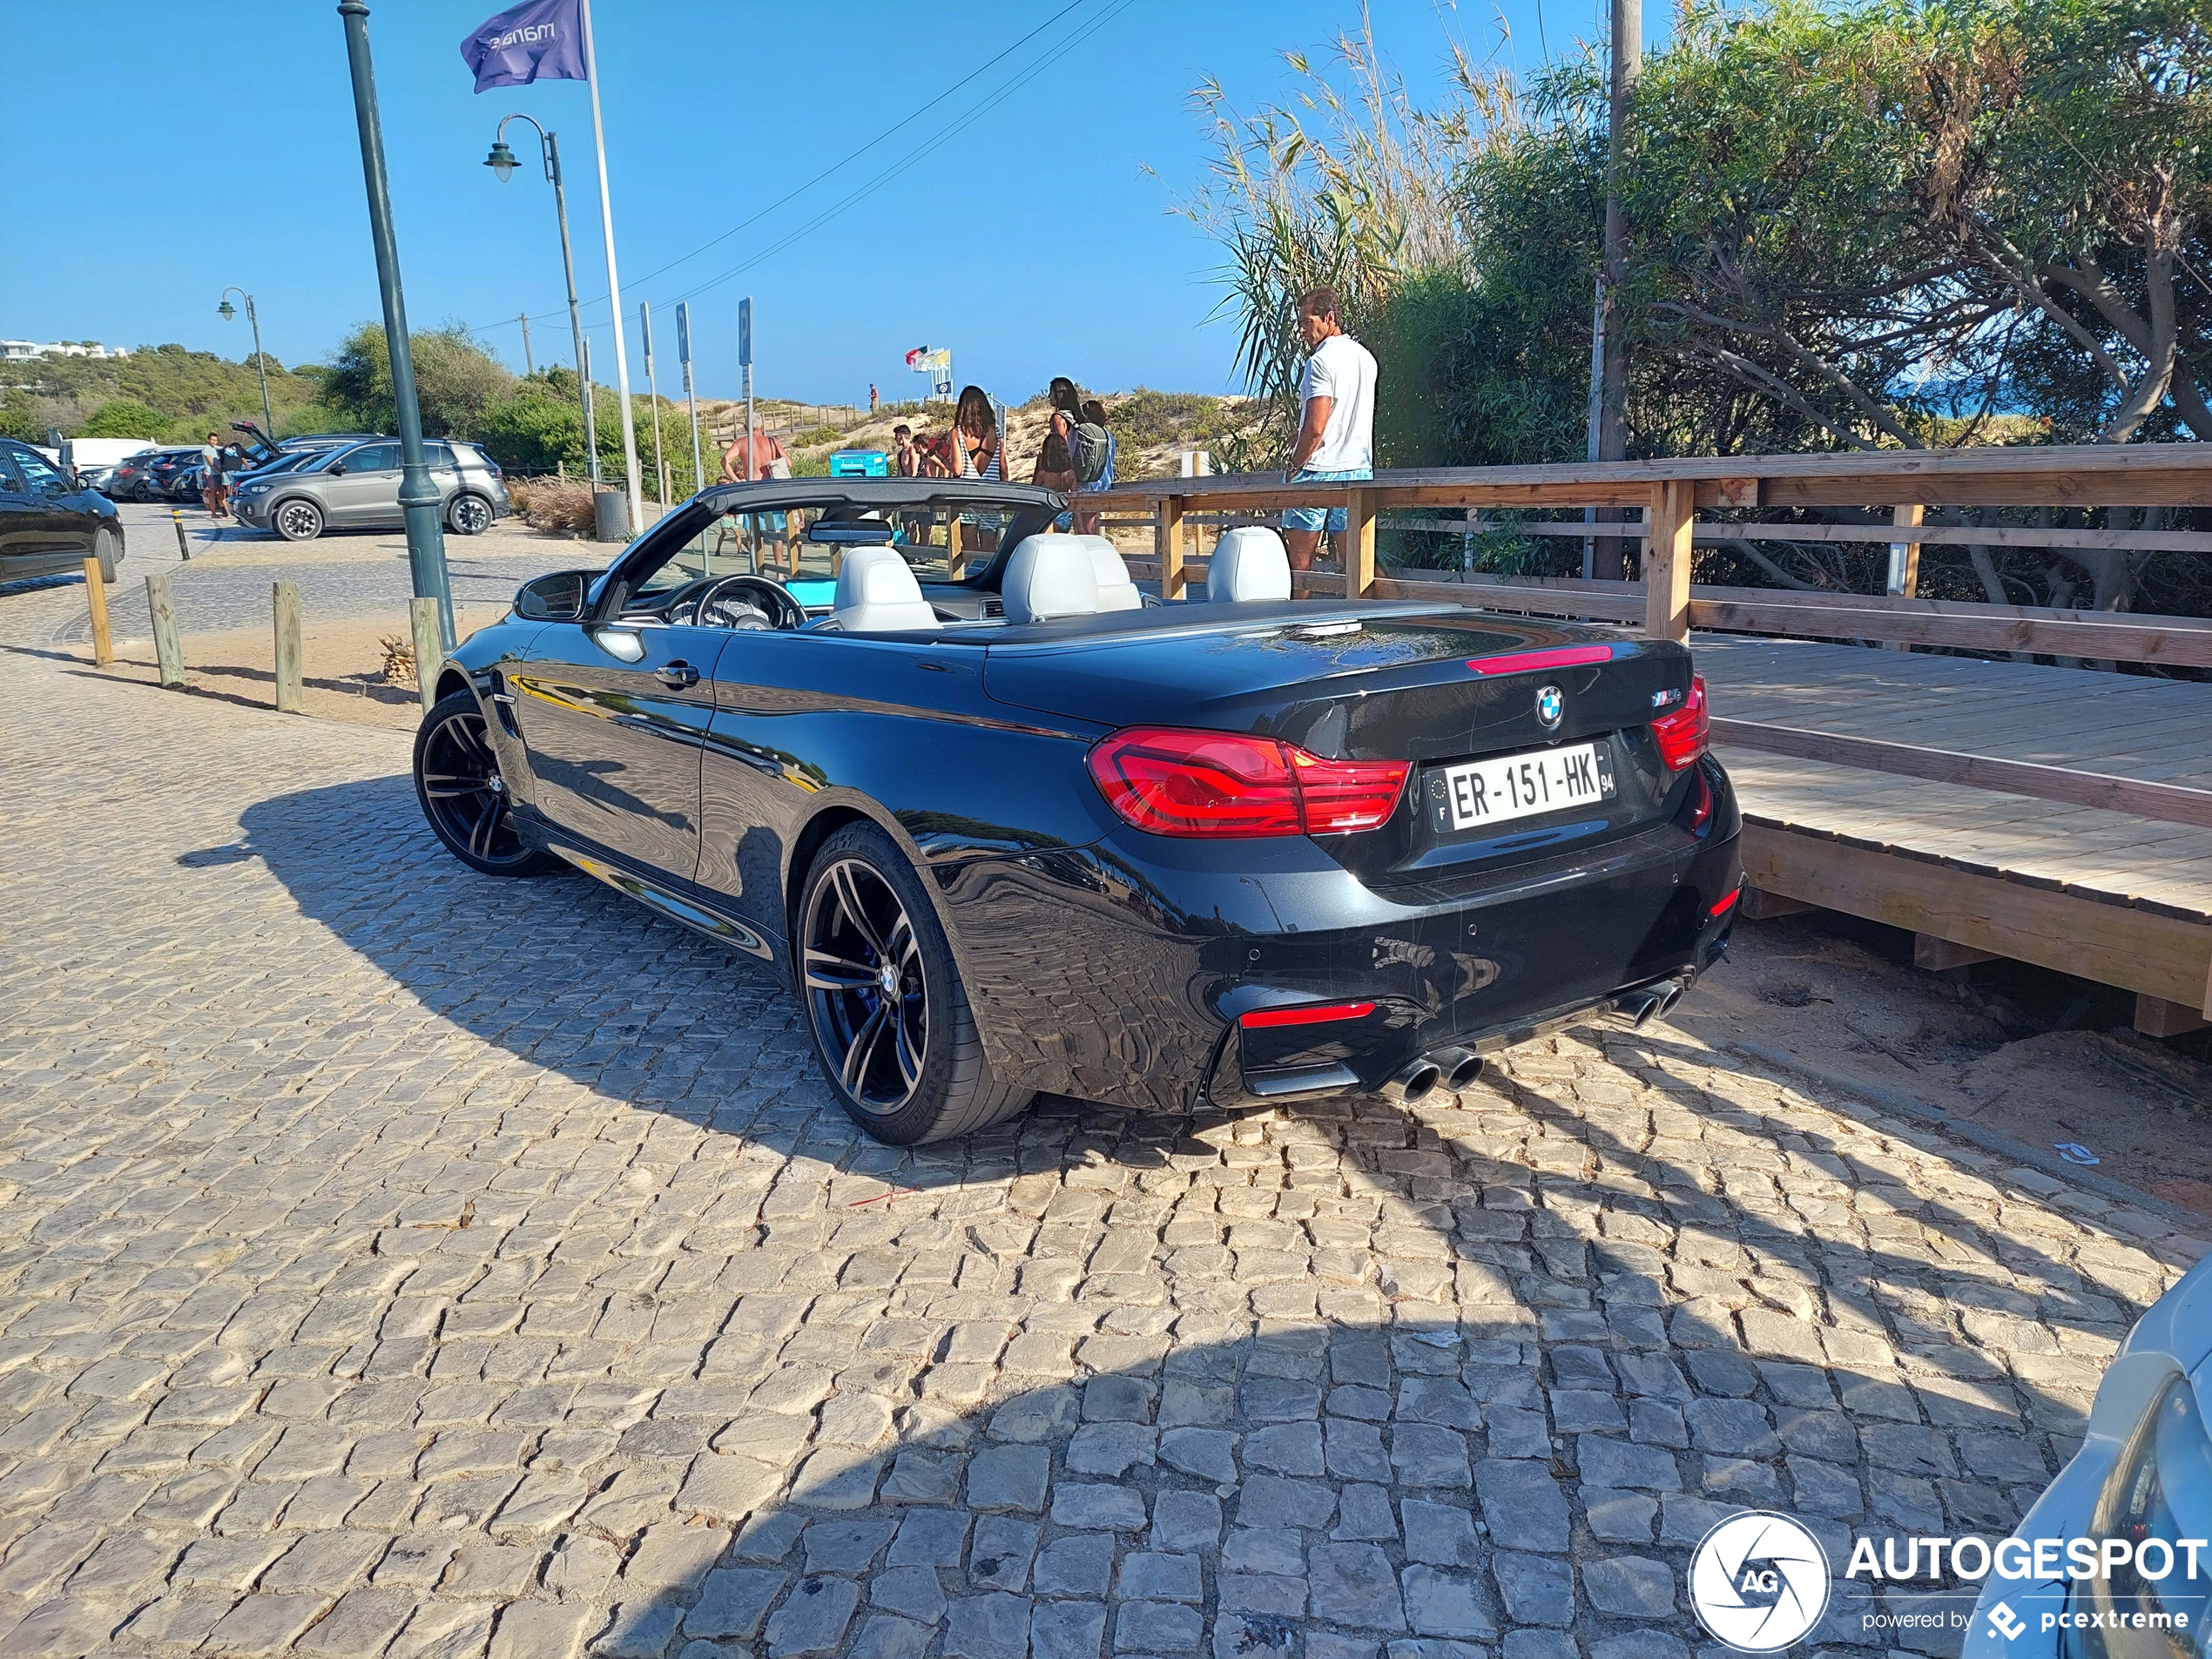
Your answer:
[1279,286,1378,592]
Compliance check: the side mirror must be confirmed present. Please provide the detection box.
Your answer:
[327,463,347,476]
[516,570,594,621]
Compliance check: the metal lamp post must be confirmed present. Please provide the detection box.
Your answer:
[217,290,277,439]
[335,0,455,650]
[485,116,599,487]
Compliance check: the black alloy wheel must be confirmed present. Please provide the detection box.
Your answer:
[798,822,1032,1144]
[413,689,553,876]
[447,493,493,536]
[806,856,928,1112]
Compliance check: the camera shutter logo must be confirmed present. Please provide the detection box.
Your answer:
[1689,1512,1832,1651]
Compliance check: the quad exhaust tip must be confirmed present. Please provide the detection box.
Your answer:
[1615,978,1684,1028]
[1380,1047,1486,1105]
[1380,1057,1444,1105]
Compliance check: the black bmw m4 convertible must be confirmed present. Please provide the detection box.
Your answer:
[414,477,1741,1144]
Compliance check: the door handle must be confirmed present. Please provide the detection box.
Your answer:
[657,660,702,689]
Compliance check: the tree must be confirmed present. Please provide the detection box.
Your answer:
[78,399,171,440]
[320,323,515,437]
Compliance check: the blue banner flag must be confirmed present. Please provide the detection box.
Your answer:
[460,0,586,92]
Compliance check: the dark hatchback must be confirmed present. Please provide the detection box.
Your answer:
[0,439,123,583]
[412,479,1741,1143]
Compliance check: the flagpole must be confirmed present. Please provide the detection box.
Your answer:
[577,0,642,534]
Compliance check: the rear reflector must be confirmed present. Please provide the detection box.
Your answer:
[1242,1000,1377,1028]
[1466,644,1615,676]
[1089,728,1408,838]
[1653,674,1709,770]
[1709,886,1741,918]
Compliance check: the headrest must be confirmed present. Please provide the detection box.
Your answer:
[1082,536,1143,612]
[1208,527,1292,603]
[832,546,938,634]
[1002,535,1103,624]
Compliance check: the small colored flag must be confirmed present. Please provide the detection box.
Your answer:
[460,0,586,93]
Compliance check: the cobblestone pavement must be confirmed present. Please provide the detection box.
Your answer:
[0,577,2202,1659]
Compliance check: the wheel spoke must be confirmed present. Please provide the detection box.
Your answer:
[840,1003,889,1094]
[469,797,506,860]
[894,997,923,1088]
[420,773,488,799]
[831,863,887,955]
[804,949,877,992]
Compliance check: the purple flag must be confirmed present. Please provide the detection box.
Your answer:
[460,0,586,92]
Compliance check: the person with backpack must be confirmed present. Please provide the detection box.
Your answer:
[1031,378,1082,495]
[1070,399,1115,534]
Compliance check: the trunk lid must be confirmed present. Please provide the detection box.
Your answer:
[983,603,1699,888]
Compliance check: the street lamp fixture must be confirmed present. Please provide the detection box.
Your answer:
[486,112,601,490]
[218,287,276,440]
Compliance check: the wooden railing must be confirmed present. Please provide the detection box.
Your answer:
[1074,443,2212,664]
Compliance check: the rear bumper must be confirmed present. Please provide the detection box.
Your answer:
[935,762,1743,1113]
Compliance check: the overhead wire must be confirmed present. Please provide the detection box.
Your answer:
[475,0,1100,333]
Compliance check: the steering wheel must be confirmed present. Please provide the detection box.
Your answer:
[691,573,808,632]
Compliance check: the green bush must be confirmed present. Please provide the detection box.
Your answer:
[78,399,172,440]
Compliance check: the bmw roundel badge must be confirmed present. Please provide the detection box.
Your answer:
[1535,684,1565,729]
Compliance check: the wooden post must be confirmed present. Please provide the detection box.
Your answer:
[947,515,965,582]
[1642,480,1695,642]
[1158,496,1186,599]
[1885,503,1924,651]
[273,582,303,713]
[1346,488,1378,598]
[410,597,443,715]
[80,557,112,666]
[146,570,185,688]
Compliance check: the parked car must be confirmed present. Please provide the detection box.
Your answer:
[408,478,1740,1144]
[149,448,209,502]
[105,446,199,502]
[0,438,124,582]
[233,438,511,540]
[1966,1249,2211,1659]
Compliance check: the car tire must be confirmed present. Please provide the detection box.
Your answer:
[272,498,324,542]
[132,479,156,503]
[446,493,494,536]
[91,528,118,584]
[413,689,556,878]
[799,821,1034,1145]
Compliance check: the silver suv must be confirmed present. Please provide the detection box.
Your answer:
[233,440,513,542]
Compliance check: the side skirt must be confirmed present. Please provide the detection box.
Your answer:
[536,833,780,963]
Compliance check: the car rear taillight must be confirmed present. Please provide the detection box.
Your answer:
[1652,674,1708,771]
[1088,727,1409,838]
[1241,1000,1376,1029]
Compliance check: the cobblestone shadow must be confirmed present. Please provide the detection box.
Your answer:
[0,752,2192,1657]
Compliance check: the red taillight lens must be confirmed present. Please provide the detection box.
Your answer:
[1088,728,1408,838]
[1652,674,1708,771]
[1709,886,1741,918]
[1241,1000,1376,1029]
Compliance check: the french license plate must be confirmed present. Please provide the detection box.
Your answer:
[1426,741,1615,834]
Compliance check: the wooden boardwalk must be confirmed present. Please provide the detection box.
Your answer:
[1696,637,2212,1028]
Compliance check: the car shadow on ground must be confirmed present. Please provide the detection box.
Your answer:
[175,773,2185,1659]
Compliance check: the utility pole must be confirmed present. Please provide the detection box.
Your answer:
[336,0,454,649]
[219,288,276,440]
[485,116,597,486]
[1593,0,1641,580]
[740,295,755,483]
[640,300,668,507]
[519,313,534,376]
[678,300,704,493]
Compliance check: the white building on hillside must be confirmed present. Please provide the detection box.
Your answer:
[0,341,132,361]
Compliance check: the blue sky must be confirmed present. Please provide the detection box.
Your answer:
[4,0,1659,406]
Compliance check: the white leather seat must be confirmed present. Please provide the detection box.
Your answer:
[833,546,938,633]
[1208,526,1293,603]
[1081,536,1143,611]
[1002,535,1103,624]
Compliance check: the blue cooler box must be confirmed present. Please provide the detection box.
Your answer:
[828,449,889,477]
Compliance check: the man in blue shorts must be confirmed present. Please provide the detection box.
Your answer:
[1279,286,1378,597]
